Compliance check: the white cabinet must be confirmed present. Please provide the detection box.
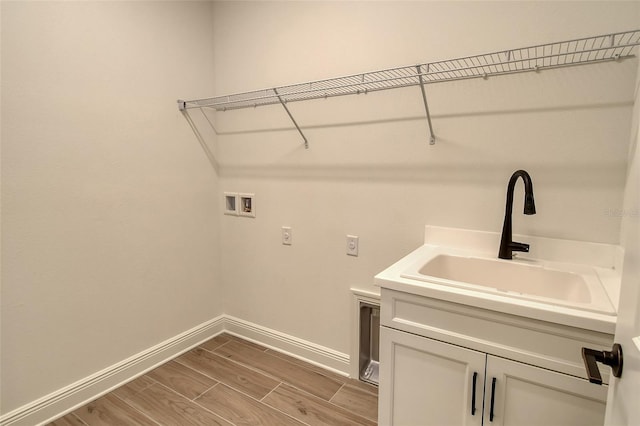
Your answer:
[378,289,611,426]
[379,327,485,426]
[486,355,606,426]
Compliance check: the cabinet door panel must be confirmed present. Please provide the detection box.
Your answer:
[379,327,485,426]
[484,355,607,426]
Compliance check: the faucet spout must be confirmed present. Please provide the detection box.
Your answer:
[499,170,536,260]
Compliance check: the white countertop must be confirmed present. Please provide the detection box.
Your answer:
[375,226,621,334]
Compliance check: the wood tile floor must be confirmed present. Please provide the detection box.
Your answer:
[48,334,378,426]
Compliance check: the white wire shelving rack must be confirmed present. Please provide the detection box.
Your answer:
[178,30,640,148]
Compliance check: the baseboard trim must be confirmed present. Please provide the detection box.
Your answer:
[0,315,226,426]
[223,315,350,376]
[0,315,351,426]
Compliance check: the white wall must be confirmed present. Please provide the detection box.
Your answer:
[1,1,220,414]
[2,0,638,418]
[213,2,639,356]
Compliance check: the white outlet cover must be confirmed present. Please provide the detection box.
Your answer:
[347,235,359,256]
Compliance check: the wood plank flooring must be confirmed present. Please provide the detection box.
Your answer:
[48,334,378,426]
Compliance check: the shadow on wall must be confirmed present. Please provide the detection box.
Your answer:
[214,162,627,189]
[210,101,632,137]
[179,100,628,189]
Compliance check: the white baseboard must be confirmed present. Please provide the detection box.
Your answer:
[0,315,227,426]
[0,315,351,426]
[223,315,350,377]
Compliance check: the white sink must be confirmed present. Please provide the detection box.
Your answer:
[401,252,615,315]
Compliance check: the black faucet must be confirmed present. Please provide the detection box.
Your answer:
[498,170,536,259]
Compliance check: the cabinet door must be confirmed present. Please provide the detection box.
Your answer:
[484,355,608,426]
[379,327,485,426]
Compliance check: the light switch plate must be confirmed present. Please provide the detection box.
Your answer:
[282,227,292,245]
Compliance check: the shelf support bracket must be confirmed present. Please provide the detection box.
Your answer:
[274,88,309,149]
[416,66,436,145]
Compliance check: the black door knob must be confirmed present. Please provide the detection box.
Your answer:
[581,343,623,385]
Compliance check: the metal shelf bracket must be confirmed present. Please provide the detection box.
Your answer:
[416,65,436,145]
[274,88,309,149]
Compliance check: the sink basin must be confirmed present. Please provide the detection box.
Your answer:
[401,253,615,315]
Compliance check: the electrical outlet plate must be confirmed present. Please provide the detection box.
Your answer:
[282,227,292,245]
[346,235,359,256]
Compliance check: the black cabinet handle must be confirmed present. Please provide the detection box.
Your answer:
[489,377,497,422]
[471,372,478,415]
[582,343,623,385]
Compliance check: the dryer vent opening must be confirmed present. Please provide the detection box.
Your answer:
[359,302,380,385]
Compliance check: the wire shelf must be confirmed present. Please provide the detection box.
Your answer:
[180,30,640,112]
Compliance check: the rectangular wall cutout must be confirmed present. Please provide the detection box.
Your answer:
[239,193,255,218]
[224,192,239,215]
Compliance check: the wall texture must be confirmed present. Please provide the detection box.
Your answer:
[2,0,639,419]
[212,1,640,356]
[1,1,220,414]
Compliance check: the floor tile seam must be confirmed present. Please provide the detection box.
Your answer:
[223,340,379,401]
[200,378,277,405]
[159,356,222,393]
[211,336,366,396]
[192,381,221,404]
[210,347,344,400]
[278,381,341,405]
[69,412,89,426]
[259,381,283,403]
[191,380,222,402]
[214,337,350,393]
[190,381,242,425]
[206,348,291,385]
[210,335,271,354]
[259,383,313,426]
[202,338,374,417]
[263,348,351,386]
[172,356,232,385]
[324,399,379,425]
[223,335,271,352]
[133,374,160,393]
[328,388,379,424]
[328,383,346,403]
[277,381,379,425]
[344,381,379,397]
[329,398,379,424]
[216,343,321,378]
[177,348,370,411]
[171,353,281,401]
[144,381,236,426]
[109,386,164,426]
[199,337,232,353]
[324,374,379,403]
[199,342,277,376]
[195,381,309,426]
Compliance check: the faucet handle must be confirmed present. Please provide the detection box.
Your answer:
[510,241,530,253]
